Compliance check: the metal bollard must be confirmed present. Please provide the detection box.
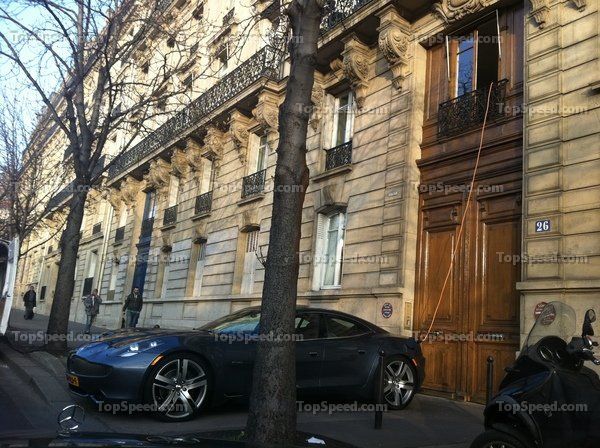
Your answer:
[486,356,494,404]
[374,350,385,429]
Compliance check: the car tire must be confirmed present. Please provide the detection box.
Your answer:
[381,355,417,410]
[470,429,532,448]
[145,353,211,422]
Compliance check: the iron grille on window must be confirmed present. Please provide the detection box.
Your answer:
[195,191,213,215]
[321,0,374,33]
[325,141,353,171]
[92,223,102,235]
[115,226,125,242]
[242,169,267,198]
[438,79,509,138]
[163,205,178,225]
[141,217,154,238]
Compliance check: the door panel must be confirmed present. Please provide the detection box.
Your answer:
[295,313,323,390]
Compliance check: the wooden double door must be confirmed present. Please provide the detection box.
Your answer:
[414,179,521,403]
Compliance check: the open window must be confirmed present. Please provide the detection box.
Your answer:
[313,211,346,289]
[331,90,355,147]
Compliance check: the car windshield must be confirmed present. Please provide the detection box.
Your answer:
[199,311,261,335]
[523,301,577,350]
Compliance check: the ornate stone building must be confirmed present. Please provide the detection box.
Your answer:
[14,0,600,401]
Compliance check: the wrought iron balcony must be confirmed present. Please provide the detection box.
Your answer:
[325,141,353,171]
[195,191,213,215]
[321,0,374,33]
[108,46,282,179]
[242,169,267,198]
[438,79,509,138]
[141,217,154,238]
[115,226,125,243]
[163,205,178,225]
[92,223,102,235]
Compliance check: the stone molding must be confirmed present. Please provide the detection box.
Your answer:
[119,176,141,209]
[341,34,372,109]
[377,6,410,91]
[228,110,251,164]
[251,89,280,138]
[144,159,171,194]
[170,148,188,178]
[433,0,498,23]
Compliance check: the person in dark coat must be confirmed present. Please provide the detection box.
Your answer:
[82,288,102,334]
[23,285,36,320]
[123,287,143,329]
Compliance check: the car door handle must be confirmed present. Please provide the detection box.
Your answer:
[357,349,366,355]
[308,351,319,357]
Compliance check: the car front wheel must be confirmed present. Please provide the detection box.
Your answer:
[146,353,210,421]
[382,356,416,410]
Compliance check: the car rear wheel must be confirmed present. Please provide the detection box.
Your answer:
[383,356,416,410]
[470,429,531,448]
[146,353,210,421]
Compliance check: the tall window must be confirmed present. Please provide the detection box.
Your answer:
[241,229,259,294]
[314,212,346,289]
[143,190,157,220]
[451,18,499,98]
[256,134,269,173]
[167,176,180,207]
[192,242,207,297]
[332,91,355,147]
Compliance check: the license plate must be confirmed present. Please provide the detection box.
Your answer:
[66,374,79,387]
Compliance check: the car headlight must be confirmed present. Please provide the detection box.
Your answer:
[119,340,163,357]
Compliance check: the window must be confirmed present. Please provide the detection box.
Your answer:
[167,176,179,207]
[192,242,207,297]
[256,134,269,173]
[314,212,346,289]
[192,4,204,20]
[214,32,230,72]
[295,313,320,339]
[331,91,355,147]
[323,315,370,338]
[143,190,157,220]
[450,18,499,98]
[108,261,118,296]
[206,311,261,335]
[241,229,259,294]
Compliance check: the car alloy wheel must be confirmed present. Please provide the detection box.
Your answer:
[383,357,416,410]
[151,355,208,420]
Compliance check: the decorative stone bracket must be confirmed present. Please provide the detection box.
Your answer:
[120,176,141,209]
[228,110,251,164]
[170,148,188,178]
[377,7,410,91]
[310,75,325,132]
[144,159,171,194]
[185,137,205,174]
[202,126,225,161]
[252,89,280,138]
[433,0,498,23]
[341,34,372,109]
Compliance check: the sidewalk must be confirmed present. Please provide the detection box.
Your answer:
[5,308,112,351]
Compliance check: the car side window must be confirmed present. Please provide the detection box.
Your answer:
[210,312,261,335]
[323,315,370,338]
[295,313,320,340]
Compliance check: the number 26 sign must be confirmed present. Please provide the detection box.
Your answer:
[535,220,551,233]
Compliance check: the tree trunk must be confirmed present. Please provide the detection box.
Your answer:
[246,0,324,444]
[46,186,87,353]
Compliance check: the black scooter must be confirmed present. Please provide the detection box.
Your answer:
[471,302,600,448]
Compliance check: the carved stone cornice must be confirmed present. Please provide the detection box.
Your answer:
[341,35,372,109]
[228,110,251,164]
[529,0,550,27]
[571,0,586,10]
[120,176,140,209]
[377,7,410,91]
[144,159,170,193]
[433,0,498,23]
[105,188,123,213]
[202,126,225,161]
[252,89,280,137]
[170,148,188,178]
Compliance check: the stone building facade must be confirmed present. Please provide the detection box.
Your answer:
[13,0,600,400]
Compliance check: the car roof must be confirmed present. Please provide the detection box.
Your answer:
[231,305,387,334]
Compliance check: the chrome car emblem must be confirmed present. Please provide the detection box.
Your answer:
[57,404,85,431]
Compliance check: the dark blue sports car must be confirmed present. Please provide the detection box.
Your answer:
[66,306,425,421]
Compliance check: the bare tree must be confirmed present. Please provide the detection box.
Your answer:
[246,0,325,444]
[0,0,220,352]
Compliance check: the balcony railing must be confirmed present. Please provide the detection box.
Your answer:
[325,141,353,171]
[321,0,374,33]
[108,46,282,179]
[242,169,267,198]
[195,191,213,215]
[115,226,125,243]
[163,205,178,225]
[438,79,509,138]
[141,217,154,238]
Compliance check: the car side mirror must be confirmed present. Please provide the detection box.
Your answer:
[583,309,596,339]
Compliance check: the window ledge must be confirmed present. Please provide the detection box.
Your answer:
[312,164,352,182]
[191,211,212,221]
[237,192,265,206]
[160,223,177,231]
[113,240,123,246]
[81,232,104,245]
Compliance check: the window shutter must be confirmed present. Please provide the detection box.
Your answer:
[312,213,327,290]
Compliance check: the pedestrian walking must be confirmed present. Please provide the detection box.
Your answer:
[23,285,36,320]
[82,288,102,334]
[123,287,143,329]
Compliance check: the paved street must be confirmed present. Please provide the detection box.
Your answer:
[0,310,484,447]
